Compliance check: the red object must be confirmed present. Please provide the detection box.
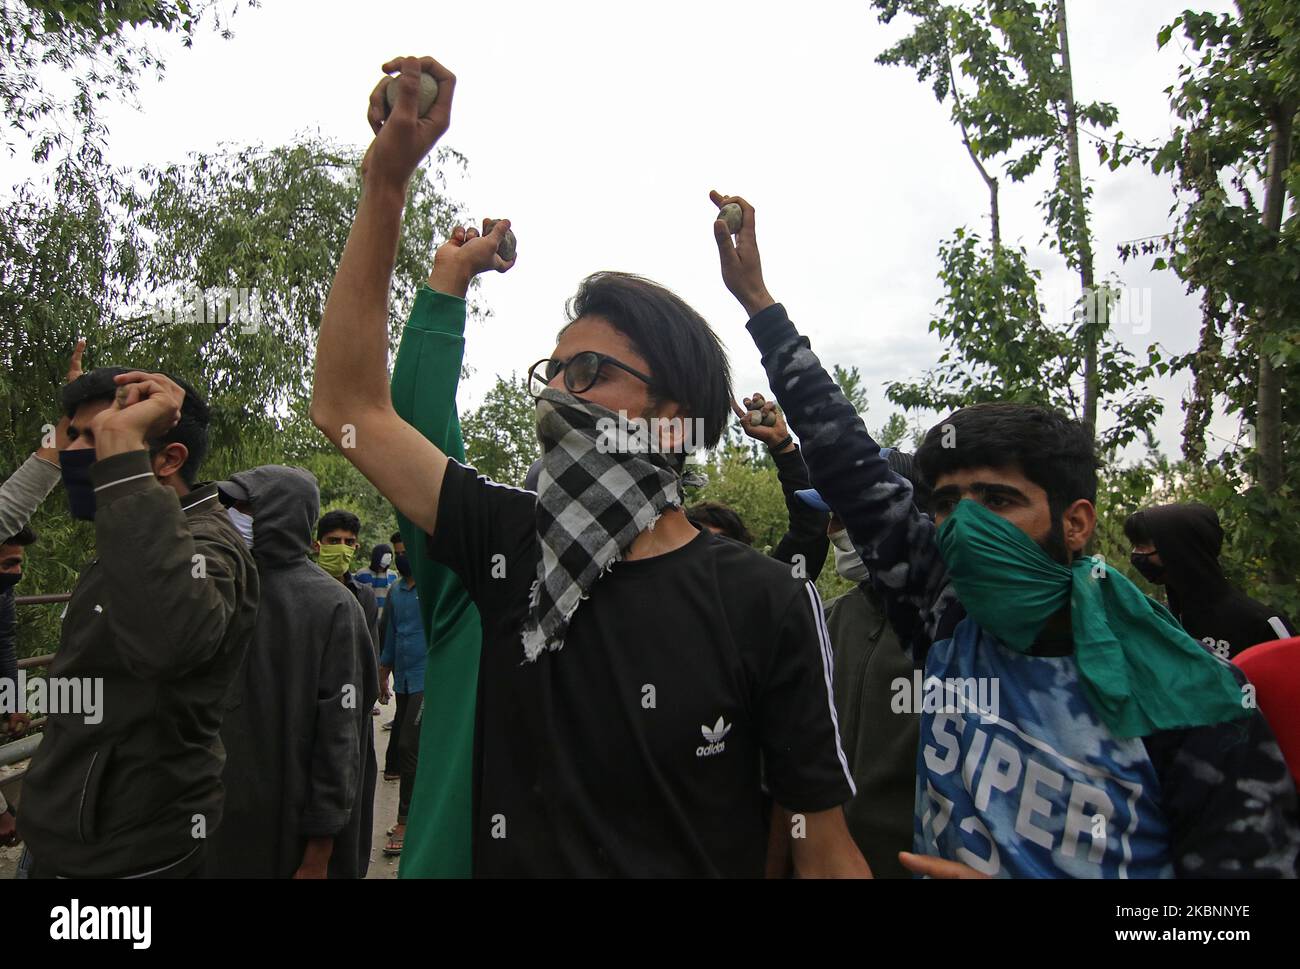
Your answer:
[1234,637,1300,785]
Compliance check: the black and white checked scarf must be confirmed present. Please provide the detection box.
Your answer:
[522,388,685,661]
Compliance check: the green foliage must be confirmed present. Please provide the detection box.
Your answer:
[0,169,148,462]
[831,362,913,446]
[693,443,789,551]
[877,412,910,448]
[460,372,539,487]
[1092,441,1300,621]
[872,0,1153,442]
[691,439,845,602]
[885,229,1163,455]
[833,363,870,416]
[873,0,1117,264]
[1,135,471,659]
[137,138,472,436]
[1142,0,1300,590]
[1,0,257,170]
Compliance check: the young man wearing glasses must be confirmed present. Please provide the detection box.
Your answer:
[310,55,867,877]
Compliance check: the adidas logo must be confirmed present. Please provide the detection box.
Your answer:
[696,716,732,757]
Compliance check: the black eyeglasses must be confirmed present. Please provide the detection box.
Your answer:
[527,351,652,399]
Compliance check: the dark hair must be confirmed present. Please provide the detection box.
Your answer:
[62,367,210,485]
[390,531,403,545]
[563,272,732,448]
[0,525,37,548]
[370,543,393,572]
[686,502,754,546]
[317,510,361,540]
[1123,511,1151,547]
[883,449,932,515]
[915,403,1097,518]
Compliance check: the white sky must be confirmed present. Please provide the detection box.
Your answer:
[4,0,1244,463]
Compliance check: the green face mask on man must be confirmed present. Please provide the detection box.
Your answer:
[317,542,357,578]
[935,498,1246,738]
[936,498,1073,651]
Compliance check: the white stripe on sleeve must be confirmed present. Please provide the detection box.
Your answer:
[803,581,857,796]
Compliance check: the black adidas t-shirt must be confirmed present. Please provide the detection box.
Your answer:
[428,459,855,877]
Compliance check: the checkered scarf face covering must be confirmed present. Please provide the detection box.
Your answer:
[522,388,684,662]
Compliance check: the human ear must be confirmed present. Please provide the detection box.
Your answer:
[1062,498,1097,554]
[648,399,686,454]
[151,443,189,482]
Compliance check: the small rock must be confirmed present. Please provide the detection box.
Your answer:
[483,218,517,262]
[385,73,439,118]
[717,203,743,235]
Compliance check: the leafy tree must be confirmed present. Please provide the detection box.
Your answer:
[1,134,472,658]
[833,363,870,416]
[871,0,1149,441]
[2,0,257,171]
[877,412,910,448]
[136,137,471,455]
[884,228,1163,454]
[831,362,911,447]
[1,137,471,474]
[460,372,539,487]
[691,440,845,602]
[0,168,148,467]
[1138,0,1300,596]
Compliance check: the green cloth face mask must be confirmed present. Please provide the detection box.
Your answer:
[936,499,1248,738]
[317,542,357,578]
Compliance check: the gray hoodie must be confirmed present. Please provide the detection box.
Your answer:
[206,466,378,878]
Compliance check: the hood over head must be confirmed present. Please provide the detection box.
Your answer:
[1128,502,1228,596]
[225,465,320,568]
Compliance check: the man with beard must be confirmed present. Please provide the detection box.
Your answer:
[1125,502,1293,659]
[310,55,865,877]
[712,190,1300,878]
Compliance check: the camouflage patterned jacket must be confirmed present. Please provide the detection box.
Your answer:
[747,302,1300,878]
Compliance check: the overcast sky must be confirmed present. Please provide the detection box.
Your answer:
[5,0,1244,462]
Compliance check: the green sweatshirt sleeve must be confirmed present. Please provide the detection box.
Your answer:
[388,284,481,878]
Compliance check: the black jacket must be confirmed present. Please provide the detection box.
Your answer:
[206,466,378,878]
[770,444,829,581]
[1133,502,1294,659]
[19,451,260,877]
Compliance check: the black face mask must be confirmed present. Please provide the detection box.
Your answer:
[395,553,412,578]
[1130,551,1166,584]
[59,449,98,521]
[0,571,20,592]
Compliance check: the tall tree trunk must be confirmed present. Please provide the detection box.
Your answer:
[946,53,1000,256]
[1182,293,1223,468]
[1056,0,1098,436]
[1257,106,1293,587]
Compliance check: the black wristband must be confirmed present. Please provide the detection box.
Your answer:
[768,435,794,453]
